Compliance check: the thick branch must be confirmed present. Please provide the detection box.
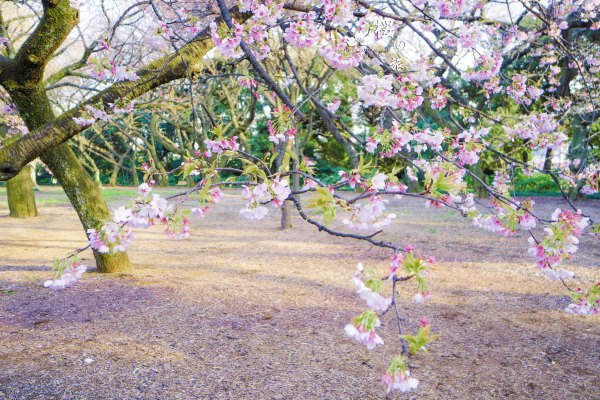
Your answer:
[0,12,250,181]
[12,0,79,84]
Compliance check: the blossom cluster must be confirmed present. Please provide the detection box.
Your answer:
[472,199,537,237]
[527,208,589,278]
[565,283,600,316]
[44,258,87,290]
[381,356,419,394]
[240,178,292,220]
[450,127,490,166]
[344,310,384,350]
[319,37,365,70]
[345,257,435,394]
[357,74,397,108]
[203,136,240,157]
[342,195,397,231]
[505,113,567,151]
[284,12,320,48]
[88,56,140,82]
[87,183,192,254]
[352,263,392,311]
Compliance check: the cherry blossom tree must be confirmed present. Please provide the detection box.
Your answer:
[0,0,599,394]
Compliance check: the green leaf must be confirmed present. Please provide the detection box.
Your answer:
[386,356,408,375]
[401,325,439,355]
[363,268,384,293]
[352,309,379,330]
[306,186,337,226]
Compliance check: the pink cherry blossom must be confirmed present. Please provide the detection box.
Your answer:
[343,196,397,231]
[270,178,291,207]
[395,76,424,111]
[284,12,320,48]
[381,370,419,394]
[138,183,152,195]
[370,173,387,191]
[518,213,537,230]
[326,98,341,113]
[112,206,132,224]
[210,188,224,204]
[319,38,364,70]
[338,169,362,189]
[240,205,269,220]
[322,0,355,26]
[344,323,384,350]
[44,262,87,290]
[429,85,449,109]
[210,21,243,59]
[357,75,398,108]
[412,292,431,304]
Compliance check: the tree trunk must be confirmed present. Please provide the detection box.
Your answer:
[109,163,119,186]
[79,144,103,186]
[10,87,131,273]
[543,148,553,171]
[280,159,300,230]
[6,164,38,217]
[29,162,39,189]
[470,163,488,198]
[280,201,292,229]
[131,159,139,187]
[41,144,132,273]
[567,116,588,201]
[94,169,102,186]
[157,175,170,187]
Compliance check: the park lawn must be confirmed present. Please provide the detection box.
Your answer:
[0,189,599,399]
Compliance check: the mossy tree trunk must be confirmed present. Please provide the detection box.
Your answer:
[41,144,132,272]
[0,0,131,272]
[29,162,38,188]
[10,87,131,273]
[6,164,37,217]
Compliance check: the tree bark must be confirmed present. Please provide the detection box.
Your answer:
[543,148,553,171]
[41,144,132,272]
[29,162,38,188]
[10,87,131,273]
[131,158,139,187]
[470,163,488,199]
[567,116,588,201]
[109,163,120,187]
[157,175,170,188]
[280,201,292,229]
[6,164,37,217]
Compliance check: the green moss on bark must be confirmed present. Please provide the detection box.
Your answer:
[6,165,37,217]
[41,143,132,273]
[9,86,132,273]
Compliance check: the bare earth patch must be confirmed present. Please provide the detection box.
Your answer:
[0,188,599,399]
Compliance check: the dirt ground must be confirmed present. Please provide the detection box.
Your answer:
[0,187,599,400]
